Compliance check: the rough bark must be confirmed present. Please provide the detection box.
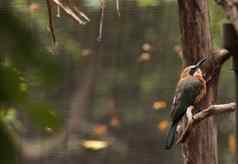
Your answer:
[177,0,218,164]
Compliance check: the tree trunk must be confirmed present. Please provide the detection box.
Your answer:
[223,23,238,164]
[177,0,218,164]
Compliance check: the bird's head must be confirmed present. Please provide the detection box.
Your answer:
[180,57,208,79]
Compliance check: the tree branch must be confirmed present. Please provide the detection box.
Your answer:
[46,0,56,43]
[212,48,230,65]
[51,0,89,25]
[176,102,237,144]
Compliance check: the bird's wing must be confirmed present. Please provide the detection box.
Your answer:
[170,77,203,123]
[170,93,180,118]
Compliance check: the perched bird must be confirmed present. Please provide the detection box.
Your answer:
[165,57,207,149]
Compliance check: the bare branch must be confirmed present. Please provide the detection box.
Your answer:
[116,0,120,17]
[176,102,236,144]
[52,0,89,25]
[56,5,61,18]
[67,0,90,22]
[46,0,56,43]
[187,48,230,84]
[173,48,230,71]
[97,0,106,42]
[212,48,230,65]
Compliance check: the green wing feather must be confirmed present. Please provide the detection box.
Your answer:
[170,77,202,124]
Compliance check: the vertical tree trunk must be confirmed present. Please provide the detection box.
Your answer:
[177,0,218,164]
[223,23,238,164]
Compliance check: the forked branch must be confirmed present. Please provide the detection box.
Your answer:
[52,0,89,25]
[176,102,237,144]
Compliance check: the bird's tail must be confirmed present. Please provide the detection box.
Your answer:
[165,123,177,149]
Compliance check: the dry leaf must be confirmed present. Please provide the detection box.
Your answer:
[153,100,167,110]
[142,43,152,51]
[158,120,169,131]
[29,3,40,13]
[228,133,236,154]
[110,116,120,127]
[174,45,183,58]
[138,52,151,62]
[94,124,108,135]
[81,140,109,150]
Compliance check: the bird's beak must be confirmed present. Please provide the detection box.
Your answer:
[194,57,208,69]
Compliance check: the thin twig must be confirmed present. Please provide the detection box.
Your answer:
[97,0,105,42]
[56,5,61,18]
[52,0,88,25]
[46,0,56,43]
[68,0,90,22]
[73,6,90,22]
[116,0,120,17]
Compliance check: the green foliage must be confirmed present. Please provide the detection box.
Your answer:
[209,0,226,47]
[0,5,63,132]
[0,64,27,104]
[0,5,62,88]
[62,35,82,61]
[140,72,161,96]
[0,3,64,163]
[85,0,101,8]
[0,120,17,164]
[137,0,160,7]
[24,101,62,131]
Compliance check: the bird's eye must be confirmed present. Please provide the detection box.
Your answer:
[189,68,196,75]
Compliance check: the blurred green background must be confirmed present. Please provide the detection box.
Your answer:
[0,0,236,163]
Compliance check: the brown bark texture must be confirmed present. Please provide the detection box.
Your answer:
[177,0,218,164]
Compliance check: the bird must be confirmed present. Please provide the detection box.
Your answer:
[165,57,207,149]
